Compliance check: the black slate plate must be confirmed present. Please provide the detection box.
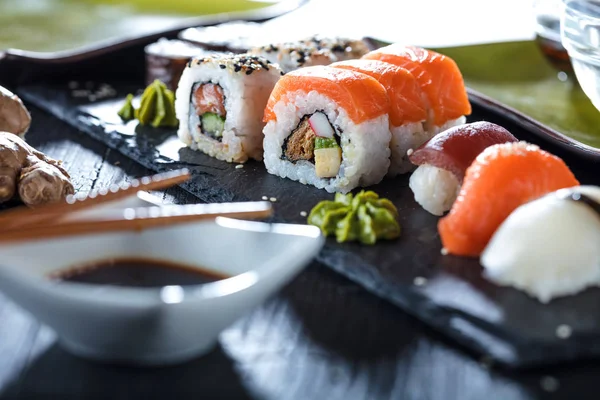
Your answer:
[16,82,600,369]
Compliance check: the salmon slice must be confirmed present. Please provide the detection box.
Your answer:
[264,66,390,125]
[330,59,428,127]
[362,44,471,126]
[194,83,226,117]
[438,142,579,257]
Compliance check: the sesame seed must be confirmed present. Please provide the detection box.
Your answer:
[441,248,449,255]
[406,148,414,156]
[540,376,559,392]
[262,196,268,201]
[300,211,307,217]
[556,324,572,339]
[245,70,253,75]
[413,276,427,286]
[235,164,244,169]
[269,197,277,202]
[219,64,226,69]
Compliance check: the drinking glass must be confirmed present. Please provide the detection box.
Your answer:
[561,0,600,111]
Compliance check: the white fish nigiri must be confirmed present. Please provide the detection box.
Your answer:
[481,186,600,303]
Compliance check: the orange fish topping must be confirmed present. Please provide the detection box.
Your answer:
[264,66,390,125]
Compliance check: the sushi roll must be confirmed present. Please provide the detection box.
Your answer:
[301,35,370,61]
[330,59,428,176]
[175,53,282,163]
[249,36,369,74]
[481,186,600,303]
[438,142,579,257]
[362,44,471,137]
[263,66,392,193]
[408,122,517,216]
[249,42,336,74]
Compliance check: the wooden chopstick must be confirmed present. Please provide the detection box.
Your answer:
[0,169,191,231]
[0,201,273,243]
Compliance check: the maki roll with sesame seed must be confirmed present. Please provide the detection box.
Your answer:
[303,35,370,60]
[249,36,370,74]
[175,53,283,163]
[249,42,332,74]
[263,66,392,193]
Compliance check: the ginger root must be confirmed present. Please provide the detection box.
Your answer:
[0,132,74,207]
[0,86,31,138]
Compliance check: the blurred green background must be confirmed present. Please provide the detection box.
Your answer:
[0,0,275,52]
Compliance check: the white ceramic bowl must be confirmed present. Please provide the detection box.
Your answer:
[0,193,324,366]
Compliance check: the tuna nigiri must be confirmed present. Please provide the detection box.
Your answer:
[362,44,471,134]
[330,59,428,175]
[481,186,600,303]
[408,121,517,215]
[438,142,579,257]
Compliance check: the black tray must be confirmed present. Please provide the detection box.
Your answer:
[17,80,600,369]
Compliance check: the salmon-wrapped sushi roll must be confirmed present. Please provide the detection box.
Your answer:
[175,53,283,163]
[363,44,472,138]
[331,59,428,176]
[263,66,391,193]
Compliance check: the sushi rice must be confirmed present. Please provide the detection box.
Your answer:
[409,164,460,216]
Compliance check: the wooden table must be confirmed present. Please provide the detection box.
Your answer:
[0,102,596,400]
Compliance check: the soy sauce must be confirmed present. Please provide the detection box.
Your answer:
[51,258,228,287]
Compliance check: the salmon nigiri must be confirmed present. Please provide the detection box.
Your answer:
[438,142,579,257]
[362,44,471,132]
[330,59,429,175]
